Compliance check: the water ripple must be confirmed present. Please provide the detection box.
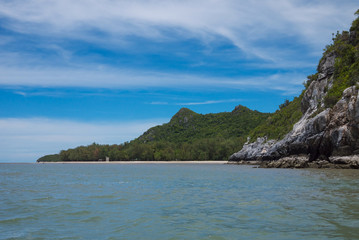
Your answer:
[0,164,359,239]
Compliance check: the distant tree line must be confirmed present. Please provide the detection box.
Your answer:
[50,137,244,162]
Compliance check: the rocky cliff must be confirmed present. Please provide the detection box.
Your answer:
[229,11,359,168]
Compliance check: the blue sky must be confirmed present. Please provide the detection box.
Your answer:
[0,0,358,162]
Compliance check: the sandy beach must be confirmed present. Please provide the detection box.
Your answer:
[38,161,228,164]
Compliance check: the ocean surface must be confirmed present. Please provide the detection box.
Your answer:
[0,163,359,240]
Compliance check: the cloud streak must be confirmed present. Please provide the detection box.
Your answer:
[176,99,244,106]
[0,66,306,94]
[0,118,167,162]
[148,99,245,106]
[0,0,357,60]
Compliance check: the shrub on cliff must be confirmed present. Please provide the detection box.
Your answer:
[323,10,359,107]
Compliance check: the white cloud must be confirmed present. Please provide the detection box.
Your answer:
[0,65,305,93]
[176,99,244,106]
[148,98,245,106]
[149,101,169,105]
[0,118,167,162]
[0,0,357,60]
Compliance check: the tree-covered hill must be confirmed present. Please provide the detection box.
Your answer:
[38,105,271,162]
[137,105,271,144]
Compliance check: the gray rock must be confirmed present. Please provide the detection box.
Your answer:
[318,51,336,76]
[259,155,359,169]
[229,50,359,168]
[229,137,277,161]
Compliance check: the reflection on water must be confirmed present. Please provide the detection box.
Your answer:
[0,163,358,239]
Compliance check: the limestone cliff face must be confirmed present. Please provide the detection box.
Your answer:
[229,51,359,167]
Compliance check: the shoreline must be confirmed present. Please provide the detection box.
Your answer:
[37,160,228,164]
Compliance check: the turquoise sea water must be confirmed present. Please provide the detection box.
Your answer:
[0,163,359,240]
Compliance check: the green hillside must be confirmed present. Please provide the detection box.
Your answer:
[38,105,271,162]
[137,106,271,143]
[248,94,303,141]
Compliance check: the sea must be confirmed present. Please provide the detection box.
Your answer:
[0,163,358,240]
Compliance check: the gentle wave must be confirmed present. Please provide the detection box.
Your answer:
[0,164,359,239]
[0,216,38,224]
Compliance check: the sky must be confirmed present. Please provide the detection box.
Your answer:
[0,0,358,162]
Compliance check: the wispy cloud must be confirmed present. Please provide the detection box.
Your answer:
[0,0,356,60]
[148,98,245,106]
[0,66,306,94]
[0,118,167,162]
[176,99,244,106]
[13,91,27,97]
[149,101,169,105]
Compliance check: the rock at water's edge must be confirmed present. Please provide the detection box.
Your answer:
[230,45,359,167]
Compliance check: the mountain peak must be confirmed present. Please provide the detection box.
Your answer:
[176,107,196,115]
[170,108,198,125]
[232,105,251,114]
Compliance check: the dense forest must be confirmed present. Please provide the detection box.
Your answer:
[38,105,273,161]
